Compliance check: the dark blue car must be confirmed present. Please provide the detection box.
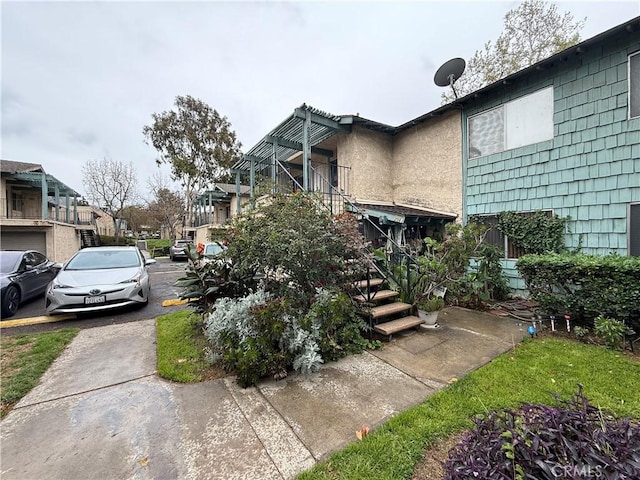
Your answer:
[1,250,60,318]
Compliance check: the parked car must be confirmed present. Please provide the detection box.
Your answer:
[1,250,61,318]
[45,246,156,315]
[169,239,193,261]
[202,242,227,258]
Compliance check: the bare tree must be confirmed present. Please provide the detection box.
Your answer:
[147,188,185,240]
[82,158,138,240]
[441,0,585,103]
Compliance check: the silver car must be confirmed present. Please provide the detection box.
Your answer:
[46,246,156,315]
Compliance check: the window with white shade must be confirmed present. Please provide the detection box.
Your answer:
[468,86,554,159]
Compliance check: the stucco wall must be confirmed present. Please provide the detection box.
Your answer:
[465,30,640,258]
[337,126,393,202]
[392,111,462,217]
[50,223,81,263]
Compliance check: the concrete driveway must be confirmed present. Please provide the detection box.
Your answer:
[0,308,527,479]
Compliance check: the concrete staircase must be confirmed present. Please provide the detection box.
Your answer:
[353,277,423,340]
[80,229,99,248]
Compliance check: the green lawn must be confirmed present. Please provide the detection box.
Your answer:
[299,338,640,480]
[1,328,79,418]
[156,310,226,382]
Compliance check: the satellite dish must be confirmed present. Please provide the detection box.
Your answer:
[434,58,466,98]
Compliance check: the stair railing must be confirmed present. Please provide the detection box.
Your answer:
[308,165,418,307]
[252,159,418,310]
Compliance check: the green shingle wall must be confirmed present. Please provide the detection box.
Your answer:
[465,30,640,291]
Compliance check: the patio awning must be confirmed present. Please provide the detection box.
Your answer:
[232,104,352,173]
[348,203,457,225]
[8,171,81,197]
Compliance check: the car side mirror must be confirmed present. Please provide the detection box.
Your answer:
[145,258,157,266]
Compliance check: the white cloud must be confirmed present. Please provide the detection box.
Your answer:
[2,0,638,200]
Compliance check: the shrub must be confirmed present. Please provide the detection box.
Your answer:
[204,288,377,387]
[593,315,626,350]
[225,193,370,309]
[516,253,640,331]
[443,385,640,480]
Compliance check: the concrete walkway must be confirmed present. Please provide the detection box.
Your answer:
[0,308,526,480]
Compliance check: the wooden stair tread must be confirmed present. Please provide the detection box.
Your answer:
[371,302,412,319]
[353,278,384,289]
[353,289,399,303]
[374,316,424,336]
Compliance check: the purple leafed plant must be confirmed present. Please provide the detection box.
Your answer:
[443,385,640,479]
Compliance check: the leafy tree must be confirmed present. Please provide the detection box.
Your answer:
[441,0,585,103]
[82,157,138,241]
[142,95,242,227]
[121,205,149,234]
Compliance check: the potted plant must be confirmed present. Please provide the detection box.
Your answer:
[416,289,446,328]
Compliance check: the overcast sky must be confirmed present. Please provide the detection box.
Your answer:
[2,0,638,202]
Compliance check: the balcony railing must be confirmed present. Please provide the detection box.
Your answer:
[0,199,95,225]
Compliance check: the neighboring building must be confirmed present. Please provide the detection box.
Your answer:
[191,183,251,244]
[1,160,98,262]
[232,16,639,291]
[458,16,640,289]
[232,105,461,246]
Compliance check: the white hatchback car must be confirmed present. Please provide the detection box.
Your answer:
[46,246,156,315]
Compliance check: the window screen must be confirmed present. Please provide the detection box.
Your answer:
[468,86,554,158]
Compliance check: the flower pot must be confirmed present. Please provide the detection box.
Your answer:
[418,309,440,328]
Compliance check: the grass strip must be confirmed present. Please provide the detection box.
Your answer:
[1,328,79,418]
[299,338,640,480]
[156,310,213,382]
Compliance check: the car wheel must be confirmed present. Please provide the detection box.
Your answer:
[2,285,20,318]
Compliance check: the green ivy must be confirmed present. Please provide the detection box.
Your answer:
[497,211,569,254]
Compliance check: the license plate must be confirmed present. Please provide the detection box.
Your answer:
[84,295,106,305]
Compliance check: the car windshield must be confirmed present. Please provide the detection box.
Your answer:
[65,250,141,271]
[0,252,22,274]
[204,244,225,256]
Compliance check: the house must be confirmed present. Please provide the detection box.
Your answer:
[232,16,639,291]
[1,159,99,262]
[457,16,640,289]
[190,183,251,244]
[231,104,461,249]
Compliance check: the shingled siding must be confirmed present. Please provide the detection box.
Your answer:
[464,30,640,290]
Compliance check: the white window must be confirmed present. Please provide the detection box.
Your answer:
[468,86,554,158]
[629,52,640,119]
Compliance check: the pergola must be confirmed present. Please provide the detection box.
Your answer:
[231,104,352,203]
[8,171,82,223]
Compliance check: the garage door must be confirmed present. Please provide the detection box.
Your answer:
[1,232,47,255]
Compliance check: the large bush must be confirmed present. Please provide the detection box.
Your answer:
[225,192,370,309]
[182,191,377,386]
[444,386,640,479]
[516,253,640,329]
[204,288,375,387]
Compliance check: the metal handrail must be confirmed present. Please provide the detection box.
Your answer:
[309,165,418,305]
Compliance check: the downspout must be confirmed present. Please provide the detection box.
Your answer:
[459,105,468,225]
